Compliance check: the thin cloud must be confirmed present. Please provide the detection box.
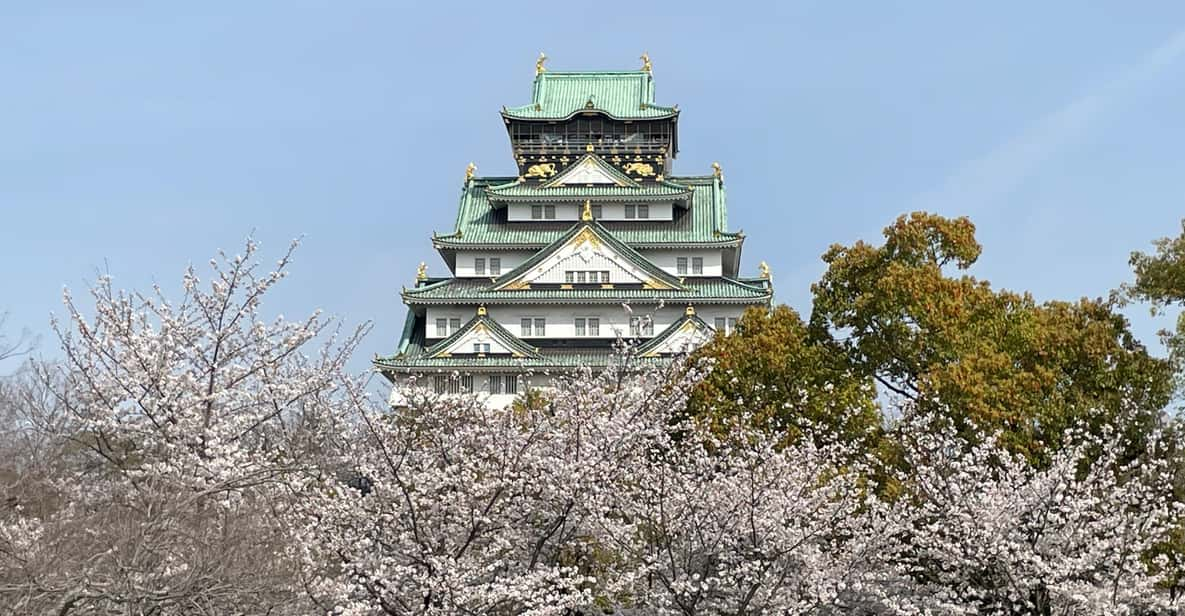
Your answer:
[916,26,1185,215]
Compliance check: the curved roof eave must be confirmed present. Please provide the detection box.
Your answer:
[500,108,679,123]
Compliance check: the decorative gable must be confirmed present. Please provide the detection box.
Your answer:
[426,309,540,359]
[437,322,515,356]
[637,308,715,357]
[493,222,684,291]
[542,154,638,188]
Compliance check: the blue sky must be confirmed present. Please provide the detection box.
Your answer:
[2,2,1184,374]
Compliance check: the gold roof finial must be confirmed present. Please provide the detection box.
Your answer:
[712,161,723,181]
[416,262,427,281]
[759,261,771,280]
[536,52,548,75]
[685,304,695,317]
[477,305,487,316]
[640,52,652,73]
[582,199,593,221]
[465,162,476,183]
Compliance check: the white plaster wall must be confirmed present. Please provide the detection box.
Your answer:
[454,251,533,277]
[491,305,748,340]
[424,307,471,338]
[389,372,560,409]
[647,249,724,277]
[454,249,726,279]
[507,202,674,222]
[427,304,751,341]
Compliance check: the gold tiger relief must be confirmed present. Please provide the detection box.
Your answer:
[525,163,557,178]
[623,162,655,177]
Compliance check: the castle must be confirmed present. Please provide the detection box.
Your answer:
[376,54,772,406]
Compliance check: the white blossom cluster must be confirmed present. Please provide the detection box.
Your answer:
[293,366,1179,615]
[0,239,368,614]
[1,240,1178,615]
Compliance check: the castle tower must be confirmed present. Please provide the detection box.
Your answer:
[376,56,773,406]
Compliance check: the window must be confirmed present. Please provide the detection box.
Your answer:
[488,375,503,394]
[531,205,543,219]
[472,343,490,354]
[567,270,610,284]
[544,205,556,219]
[433,317,461,338]
[714,317,725,332]
[504,375,518,395]
[489,258,501,275]
[692,257,703,275]
[474,258,486,275]
[714,317,739,335]
[637,204,649,219]
[676,257,688,275]
[625,204,636,219]
[591,203,603,219]
[728,318,737,333]
[575,317,599,336]
[630,316,654,336]
[522,317,546,336]
[434,375,473,394]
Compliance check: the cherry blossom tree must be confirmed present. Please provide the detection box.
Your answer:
[292,362,1179,615]
[0,238,367,614]
[292,360,907,615]
[880,414,1178,615]
[2,236,1178,615]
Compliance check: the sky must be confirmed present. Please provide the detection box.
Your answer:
[2,2,1184,374]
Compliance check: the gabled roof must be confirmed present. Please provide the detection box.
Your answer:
[420,309,541,359]
[540,154,639,188]
[491,220,686,291]
[634,309,716,357]
[435,175,738,249]
[502,71,678,121]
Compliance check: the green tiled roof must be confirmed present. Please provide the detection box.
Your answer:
[377,312,698,371]
[491,220,686,291]
[435,175,738,249]
[403,277,771,305]
[502,71,678,121]
[377,349,668,371]
[486,180,693,204]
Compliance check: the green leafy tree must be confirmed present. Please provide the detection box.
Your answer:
[688,305,882,447]
[810,212,1173,461]
[1123,219,1185,596]
[1127,218,1185,395]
